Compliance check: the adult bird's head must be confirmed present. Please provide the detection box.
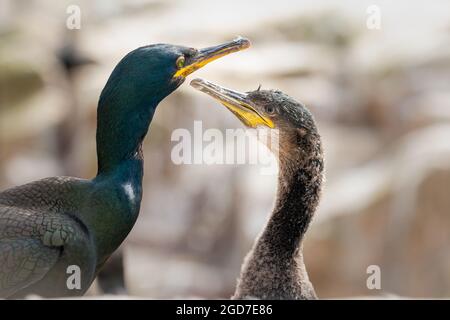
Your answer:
[190,78,322,165]
[99,37,250,108]
[96,38,250,173]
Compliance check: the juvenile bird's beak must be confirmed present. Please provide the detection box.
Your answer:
[174,37,250,78]
[190,78,274,128]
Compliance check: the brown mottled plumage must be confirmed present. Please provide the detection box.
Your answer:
[190,79,324,300]
[233,90,324,300]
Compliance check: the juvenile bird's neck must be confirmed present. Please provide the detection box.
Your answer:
[234,136,323,299]
[264,151,323,254]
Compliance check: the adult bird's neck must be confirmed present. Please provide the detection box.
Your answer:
[95,99,157,177]
[87,98,157,260]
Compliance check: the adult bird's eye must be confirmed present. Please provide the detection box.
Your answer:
[176,56,185,69]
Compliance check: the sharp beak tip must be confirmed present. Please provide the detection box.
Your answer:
[234,36,251,49]
[189,78,205,90]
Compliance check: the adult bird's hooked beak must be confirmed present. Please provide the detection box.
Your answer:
[174,37,251,78]
[190,78,274,128]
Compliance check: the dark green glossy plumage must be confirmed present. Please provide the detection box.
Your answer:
[0,44,191,298]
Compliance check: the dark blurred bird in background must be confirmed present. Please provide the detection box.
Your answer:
[56,34,126,295]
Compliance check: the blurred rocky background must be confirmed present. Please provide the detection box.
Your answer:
[0,0,449,298]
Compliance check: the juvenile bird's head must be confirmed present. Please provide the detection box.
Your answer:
[190,78,322,166]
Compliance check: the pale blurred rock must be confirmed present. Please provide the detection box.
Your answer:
[307,125,450,298]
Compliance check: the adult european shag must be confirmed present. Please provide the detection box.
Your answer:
[190,78,324,300]
[0,38,250,298]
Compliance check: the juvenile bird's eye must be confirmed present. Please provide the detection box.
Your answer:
[176,56,185,69]
[266,105,275,114]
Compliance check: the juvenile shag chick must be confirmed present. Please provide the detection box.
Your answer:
[190,78,324,300]
[0,38,250,298]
